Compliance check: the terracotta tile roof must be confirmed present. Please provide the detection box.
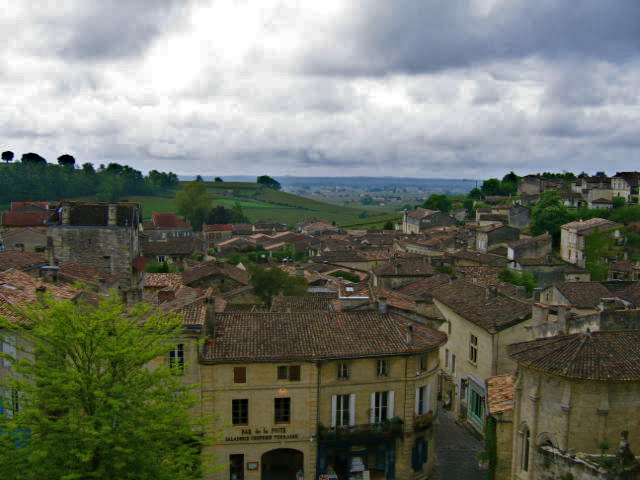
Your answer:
[447,250,506,266]
[554,282,611,309]
[373,257,437,277]
[432,281,531,333]
[561,218,621,232]
[270,295,336,312]
[0,251,47,271]
[10,201,50,213]
[476,223,506,233]
[397,274,451,298]
[0,269,78,322]
[621,284,640,306]
[203,224,234,232]
[373,288,416,312]
[506,234,552,249]
[508,331,640,381]
[338,283,371,299]
[1,211,50,227]
[610,261,639,273]
[142,237,200,256]
[515,256,564,266]
[144,273,183,289]
[405,208,439,219]
[151,212,190,228]
[58,261,120,286]
[182,260,249,286]
[202,312,447,362]
[486,373,515,415]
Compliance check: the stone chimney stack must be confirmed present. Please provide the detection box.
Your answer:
[406,324,413,345]
[108,204,118,226]
[378,297,388,315]
[557,305,568,333]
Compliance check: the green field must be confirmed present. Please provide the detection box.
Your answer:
[123,182,397,228]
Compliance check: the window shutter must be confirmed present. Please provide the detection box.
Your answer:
[414,387,421,415]
[331,395,337,428]
[388,391,395,419]
[349,394,356,426]
[289,365,301,381]
[425,384,431,413]
[234,367,246,383]
[370,393,376,423]
[421,439,428,464]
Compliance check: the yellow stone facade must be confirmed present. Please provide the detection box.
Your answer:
[201,350,442,480]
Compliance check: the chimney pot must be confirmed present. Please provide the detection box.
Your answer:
[378,297,388,315]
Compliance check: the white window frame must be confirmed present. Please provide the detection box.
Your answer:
[469,334,478,365]
[337,362,349,380]
[370,391,394,423]
[2,334,17,367]
[331,393,356,428]
[415,384,431,416]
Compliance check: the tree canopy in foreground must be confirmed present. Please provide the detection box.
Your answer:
[0,293,212,480]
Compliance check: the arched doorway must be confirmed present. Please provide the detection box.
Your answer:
[261,448,303,480]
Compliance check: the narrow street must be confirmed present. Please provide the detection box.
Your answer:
[435,411,485,480]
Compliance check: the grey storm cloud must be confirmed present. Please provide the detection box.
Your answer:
[1,0,640,178]
[301,0,640,75]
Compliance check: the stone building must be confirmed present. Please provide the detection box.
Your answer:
[402,208,456,234]
[560,218,622,268]
[507,330,640,479]
[371,256,437,289]
[181,260,249,293]
[47,202,143,301]
[142,212,192,241]
[199,309,447,480]
[475,224,520,253]
[431,281,532,435]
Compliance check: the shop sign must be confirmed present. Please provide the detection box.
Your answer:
[225,426,299,442]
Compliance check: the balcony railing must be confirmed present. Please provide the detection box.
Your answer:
[318,417,403,441]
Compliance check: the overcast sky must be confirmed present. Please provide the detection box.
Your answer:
[2,0,639,178]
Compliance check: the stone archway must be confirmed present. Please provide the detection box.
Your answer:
[261,448,303,480]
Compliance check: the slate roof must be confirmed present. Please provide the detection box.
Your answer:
[270,295,336,312]
[373,257,437,277]
[432,281,531,333]
[486,373,515,415]
[182,260,249,286]
[508,331,640,381]
[554,282,611,309]
[151,212,190,228]
[0,251,47,271]
[202,312,447,362]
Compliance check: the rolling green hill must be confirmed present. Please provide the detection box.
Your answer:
[121,182,396,228]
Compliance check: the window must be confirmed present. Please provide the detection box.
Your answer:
[2,334,17,368]
[169,344,184,374]
[444,349,449,369]
[415,385,430,416]
[229,454,244,480]
[277,365,300,381]
[335,394,350,427]
[419,355,427,372]
[232,399,248,425]
[274,397,290,424]
[520,426,530,472]
[233,367,246,383]
[469,388,484,426]
[451,353,456,374]
[469,334,478,364]
[337,362,349,380]
[157,255,166,263]
[3,387,21,419]
[377,359,388,377]
[371,391,394,423]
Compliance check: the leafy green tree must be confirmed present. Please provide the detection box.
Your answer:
[176,181,213,231]
[21,152,47,164]
[498,269,537,296]
[612,196,626,208]
[248,265,308,305]
[530,191,572,243]
[0,293,210,480]
[256,175,281,190]
[57,154,76,167]
[422,193,452,212]
[610,206,640,225]
[383,220,394,230]
[360,195,375,206]
[480,178,503,196]
[214,177,223,182]
[1,150,14,163]
[468,188,482,200]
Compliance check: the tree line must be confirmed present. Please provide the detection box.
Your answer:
[0,153,179,203]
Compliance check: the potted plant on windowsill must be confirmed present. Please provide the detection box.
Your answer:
[413,411,435,432]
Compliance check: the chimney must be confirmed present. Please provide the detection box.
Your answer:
[557,305,568,333]
[108,204,118,226]
[61,205,71,225]
[46,236,55,266]
[157,289,175,303]
[406,324,413,345]
[378,297,388,315]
